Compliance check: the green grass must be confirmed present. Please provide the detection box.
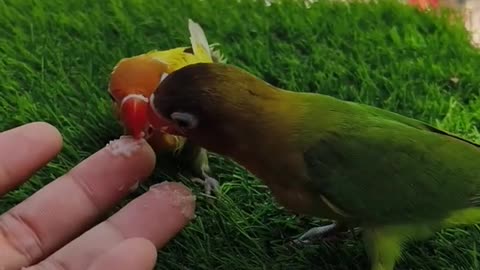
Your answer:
[2,0,480,269]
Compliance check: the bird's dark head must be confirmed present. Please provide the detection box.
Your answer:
[147,62,291,156]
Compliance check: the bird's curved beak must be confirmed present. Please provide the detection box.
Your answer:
[120,94,150,139]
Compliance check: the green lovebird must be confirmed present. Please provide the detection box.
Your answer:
[147,62,480,270]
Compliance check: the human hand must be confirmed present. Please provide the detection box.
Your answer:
[0,122,196,270]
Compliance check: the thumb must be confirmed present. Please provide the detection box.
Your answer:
[87,238,157,270]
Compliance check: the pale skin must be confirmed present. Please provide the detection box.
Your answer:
[0,122,196,270]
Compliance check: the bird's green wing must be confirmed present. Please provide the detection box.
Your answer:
[303,98,480,225]
[353,101,480,148]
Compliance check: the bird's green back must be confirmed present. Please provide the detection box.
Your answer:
[296,93,480,226]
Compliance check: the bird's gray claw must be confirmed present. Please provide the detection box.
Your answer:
[191,175,220,196]
[291,224,362,246]
[291,223,338,245]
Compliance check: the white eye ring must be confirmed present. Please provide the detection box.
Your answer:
[170,112,198,129]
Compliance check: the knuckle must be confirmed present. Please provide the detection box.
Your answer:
[0,210,45,265]
[67,170,102,214]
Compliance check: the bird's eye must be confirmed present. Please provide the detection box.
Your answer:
[170,112,198,129]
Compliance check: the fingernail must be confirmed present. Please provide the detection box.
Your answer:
[149,181,196,220]
[129,180,140,192]
[116,178,142,192]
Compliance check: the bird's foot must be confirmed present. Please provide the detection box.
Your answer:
[191,172,220,196]
[292,223,361,246]
[292,223,338,245]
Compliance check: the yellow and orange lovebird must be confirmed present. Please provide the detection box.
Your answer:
[108,19,226,195]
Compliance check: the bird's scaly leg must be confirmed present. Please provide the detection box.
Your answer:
[293,223,338,244]
[293,222,361,245]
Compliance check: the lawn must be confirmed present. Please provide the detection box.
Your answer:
[2,0,480,269]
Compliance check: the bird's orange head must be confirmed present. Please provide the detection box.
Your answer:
[407,0,439,11]
[108,55,169,139]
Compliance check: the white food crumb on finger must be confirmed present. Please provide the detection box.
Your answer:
[105,136,144,157]
[149,182,197,219]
